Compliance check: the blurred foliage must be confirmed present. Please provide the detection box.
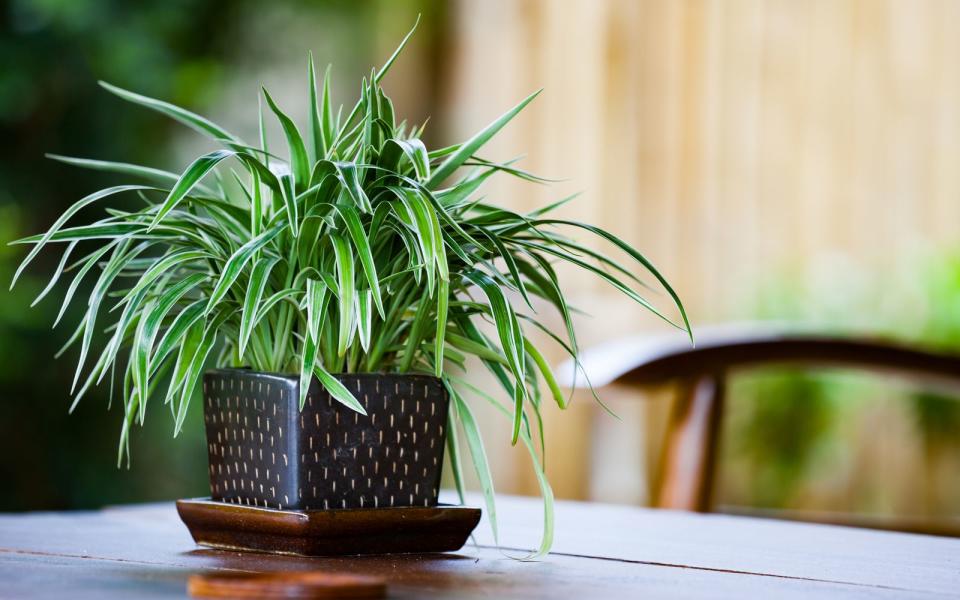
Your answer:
[723,252,960,513]
[910,257,960,440]
[0,0,438,510]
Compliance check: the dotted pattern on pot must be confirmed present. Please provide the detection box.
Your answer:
[203,374,299,510]
[202,371,449,511]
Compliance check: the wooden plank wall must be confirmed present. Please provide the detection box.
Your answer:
[438,0,960,502]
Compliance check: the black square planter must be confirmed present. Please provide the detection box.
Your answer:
[202,369,449,511]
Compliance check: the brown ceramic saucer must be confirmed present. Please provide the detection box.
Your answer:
[177,498,481,557]
[187,571,386,599]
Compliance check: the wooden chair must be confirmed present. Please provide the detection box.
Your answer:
[558,325,960,536]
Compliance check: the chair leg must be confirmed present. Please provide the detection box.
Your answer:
[655,374,725,512]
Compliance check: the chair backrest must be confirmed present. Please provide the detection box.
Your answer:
[559,324,960,391]
[558,324,960,536]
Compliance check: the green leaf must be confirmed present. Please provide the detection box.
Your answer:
[279,174,300,238]
[518,427,555,560]
[308,52,324,164]
[327,14,420,149]
[333,162,372,212]
[46,154,215,196]
[477,229,532,309]
[453,390,498,544]
[375,14,420,84]
[444,395,467,505]
[11,185,150,289]
[404,139,430,180]
[391,188,439,294]
[434,277,448,376]
[152,299,206,372]
[436,166,497,208]
[299,331,320,409]
[132,273,207,415]
[173,321,219,435]
[150,150,234,230]
[536,219,693,341]
[331,234,356,357]
[451,374,553,559]
[398,292,432,372]
[250,167,263,239]
[99,81,243,143]
[375,88,395,134]
[299,279,328,408]
[305,278,328,342]
[445,331,508,365]
[205,225,283,313]
[168,321,203,405]
[52,243,117,327]
[255,288,301,326]
[30,241,77,308]
[425,89,541,189]
[524,337,566,409]
[11,222,145,245]
[515,238,680,333]
[463,271,524,381]
[262,87,311,188]
[321,65,335,156]
[356,288,373,352]
[112,249,209,311]
[258,94,270,170]
[334,203,383,317]
[516,252,578,354]
[464,270,527,444]
[71,241,150,394]
[238,257,279,359]
[384,138,431,181]
[313,363,366,414]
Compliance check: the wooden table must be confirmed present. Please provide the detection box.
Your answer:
[1,494,958,599]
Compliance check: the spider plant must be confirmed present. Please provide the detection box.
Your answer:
[10,21,690,555]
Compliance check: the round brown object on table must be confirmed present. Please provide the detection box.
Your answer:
[187,571,387,599]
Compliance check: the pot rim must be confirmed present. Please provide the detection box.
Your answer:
[205,367,444,385]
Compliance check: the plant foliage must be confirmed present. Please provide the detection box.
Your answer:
[11,21,690,556]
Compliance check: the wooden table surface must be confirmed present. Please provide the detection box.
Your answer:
[1,494,958,599]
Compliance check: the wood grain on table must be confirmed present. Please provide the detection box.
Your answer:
[1,494,957,599]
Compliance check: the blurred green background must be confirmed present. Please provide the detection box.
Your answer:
[721,254,960,516]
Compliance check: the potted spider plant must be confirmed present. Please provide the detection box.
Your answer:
[11,22,689,556]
